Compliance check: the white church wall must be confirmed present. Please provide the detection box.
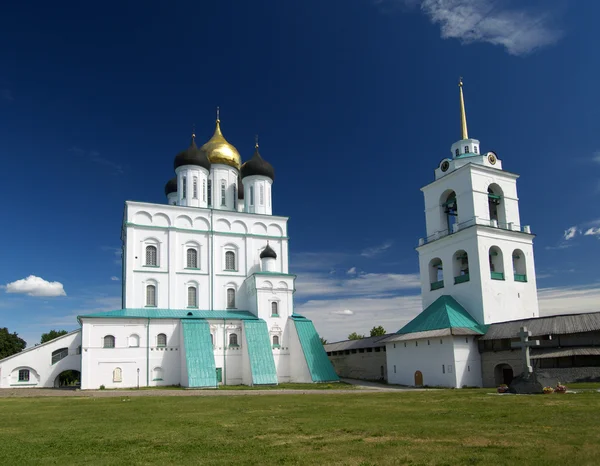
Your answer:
[469,167,520,227]
[451,336,482,387]
[385,337,458,388]
[0,330,81,388]
[287,320,312,383]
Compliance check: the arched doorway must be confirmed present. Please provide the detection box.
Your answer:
[494,364,513,386]
[54,370,81,388]
[414,371,423,386]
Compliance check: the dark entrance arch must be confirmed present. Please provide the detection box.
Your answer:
[494,364,513,386]
[54,370,81,388]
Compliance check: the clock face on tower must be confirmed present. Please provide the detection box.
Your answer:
[440,160,450,172]
[488,153,497,165]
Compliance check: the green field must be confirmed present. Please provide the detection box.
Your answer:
[1,390,598,465]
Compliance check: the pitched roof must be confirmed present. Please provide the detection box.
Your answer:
[78,309,258,323]
[324,334,393,352]
[394,295,486,336]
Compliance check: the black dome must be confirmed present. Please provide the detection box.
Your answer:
[174,136,211,171]
[237,175,244,199]
[241,146,274,180]
[260,244,277,259]
[164,177,177,196]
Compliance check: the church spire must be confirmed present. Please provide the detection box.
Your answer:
[459,77,468,140]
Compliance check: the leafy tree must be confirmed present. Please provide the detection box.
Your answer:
[320,337,328,345]
[370,326,386,337]
[41,329,68,344]
[0,327,26,359]
[348,332,364,340]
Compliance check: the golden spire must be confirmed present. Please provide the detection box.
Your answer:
[459,77,468,140]
[199,108,241,169]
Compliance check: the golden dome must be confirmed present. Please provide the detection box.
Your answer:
[199,119,241,170]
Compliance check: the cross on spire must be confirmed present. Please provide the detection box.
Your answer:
[511,326,540,375]
[216,106,220,121]
[255,134,259,148]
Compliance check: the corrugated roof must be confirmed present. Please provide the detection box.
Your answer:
[181,320,217,388]
[480,312,600,340]
[243,320,278,385]
[531,347,600,359]
[78,308,258,321]
[324,334,393,352]
[395,295,487,336]
[291,316,339,383]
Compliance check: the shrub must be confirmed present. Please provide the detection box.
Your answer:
[100,385,105,390]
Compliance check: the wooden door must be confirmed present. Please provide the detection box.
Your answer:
[414,370,423,386]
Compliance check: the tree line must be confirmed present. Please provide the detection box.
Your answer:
[320,326,386,345]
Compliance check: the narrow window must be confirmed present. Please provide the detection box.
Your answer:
[182,176,187,199]
[220,180,226,206]
[229,333,238,346]
[227,288,236,308]
[464,146,469,153]
[455,148,459,157]
[225,251,235,271]
[442,365,445,374]
[186,248,198,268]
[113,367,122,382]
[146,284,156,307]
[273,335,280,346]
[103,335,115,348]
[233,183,237,209]
[207,180,212,206]
[393,344,396,349]
[474,146,478,154]
[203,179,206,202]
[427,340,430,345]
[250,186,254,206]
[193,177,198,199]
[394,365,396,373]
[404,342,406,347]
[416,341,418,347]
[157,333,167,347]
[210,334,214,346]
[260,185,264,205]
[145,245,157,266]
[271,301,278,316]
[468,365,470,372]
[18,369,30,382]
[188,286,197,307]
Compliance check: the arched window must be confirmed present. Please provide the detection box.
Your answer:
[513,249,527,282]
[271,301,279,316]
[193,177,198,198]
[157,333,167,347]
[474,145,478,154]
[51,348,69,364]
[188,286,197,307]
[187,248,198,268]
[487,184,505,226]
[260,185,264,205]
[272,335,280,347]
[227,288,236,309]
[453,250,470,284]
[464,146,470,153]
[207,179,212,206]
[489,246,504,280]
[129,334,140,347]
[103,335,115,348]
[113,367,122,382]
[429,258,444,290]
[203,179,206,202]
[225,251,236,271]
[210,333,214,346]
[146,284,157,307]
[229,333,238,346]
[442,191,458,233]
[182,176,187,199]
[153,367,163,381]
[220,180,226,206]
[455,148,459,157]
[250,186,254,206]
[145,245,157,266]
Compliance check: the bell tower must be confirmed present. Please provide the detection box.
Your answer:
[416,79,539,325]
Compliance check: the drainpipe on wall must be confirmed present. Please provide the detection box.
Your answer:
[210,209,214,311]
[223,318,227,386]
[147,318,150,387]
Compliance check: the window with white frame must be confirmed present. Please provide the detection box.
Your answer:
[220,180,226,206]
[250,186,254,206]
[129,334,140,347]
[103,335,115,348]
[227,288,236,308]
[145,245,157,266]
[146,284,157,307]
[229,333,238,346]
[113,367,122,382]
[225,251,236,271]
[18,369,30,382]
[260,185,264,205]
[157,333,167,347]
[271,301,279,316]
[193,177,198,199]
[182,176,187,199]
[272,335,280,347]
[207,179,212,206]
[186,248,198,268]
[188,286,197,307]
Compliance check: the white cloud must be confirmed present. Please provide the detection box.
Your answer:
[361,241,393,258]
[592,152,600,164]
[584,227,600,237]
[110,276,120,281]
[346,267,357,276]
[382,0,562,56]
[538,284,600,316]
[332,309,355,316]
[563,226,579,241]
[5,275,67,297]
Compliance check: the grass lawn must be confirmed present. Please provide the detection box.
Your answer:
[1,390,598,465]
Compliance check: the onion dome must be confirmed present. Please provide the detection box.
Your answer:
[237,174,244,200]
[174,135,211,171]
[164,177,177,196]
[241,142,275,180]
[199,119,241,170]
[260,243,277,259]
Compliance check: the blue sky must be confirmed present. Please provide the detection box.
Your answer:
[1,0,599,345]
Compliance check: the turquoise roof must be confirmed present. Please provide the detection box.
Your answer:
[243,320,278,385]
[397,296,487,335]
[181,320,217,388]
[291,316,339,383]
[78,309,258,322]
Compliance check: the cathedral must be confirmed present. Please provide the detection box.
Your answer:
[0,116,339,389]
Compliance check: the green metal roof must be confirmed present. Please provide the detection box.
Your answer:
[78,308,258,322]
[243,320,278,385]
[181,320,217,388]
[291,316,339,383]
[397,295,487,335]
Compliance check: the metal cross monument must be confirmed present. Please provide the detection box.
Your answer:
[511,326,540,375]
